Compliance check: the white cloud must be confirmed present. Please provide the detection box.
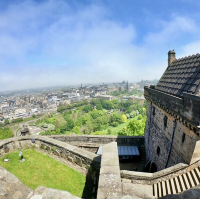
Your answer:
[0,0,199,91]
[144,15,198,46]
[180,40,200,57]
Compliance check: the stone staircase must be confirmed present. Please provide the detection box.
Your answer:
[153,166,200,198]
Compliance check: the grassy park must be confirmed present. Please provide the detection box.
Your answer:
[0,149,86,197]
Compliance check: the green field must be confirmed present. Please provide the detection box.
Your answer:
[0,150,85,197]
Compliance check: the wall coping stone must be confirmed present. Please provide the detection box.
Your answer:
[0,135,101,164]
[97,142,122,199]
[121,163,188,181]
[48,135,144,139]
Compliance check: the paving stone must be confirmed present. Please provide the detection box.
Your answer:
[0,181,7,195]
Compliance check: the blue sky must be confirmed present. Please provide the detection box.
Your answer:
[0,0,200,91]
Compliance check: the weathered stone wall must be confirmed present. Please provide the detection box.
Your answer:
[144,86,200,128]
[144,86,200,171]
[0,136,101,171]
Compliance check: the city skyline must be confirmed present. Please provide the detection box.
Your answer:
[1,0,200,91]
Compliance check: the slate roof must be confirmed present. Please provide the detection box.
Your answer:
[156,53,200,97]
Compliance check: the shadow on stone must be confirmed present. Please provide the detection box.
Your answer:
[81,156,100,199]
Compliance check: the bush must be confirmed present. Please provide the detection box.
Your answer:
[107,129,112,134]
[4,118,9,125]
[0,127,14,140]
[111,122,118,127]
[11,118,23,123]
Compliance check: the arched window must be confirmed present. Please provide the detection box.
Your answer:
[152,106,155,116]
[182,133,186,143]
[157,146,160,156]
[163,116,168,128]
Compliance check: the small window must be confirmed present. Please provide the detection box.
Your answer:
[152,106,155,116]
[163,116,168,128]
[157,146,160,156]
[182,133,186,143]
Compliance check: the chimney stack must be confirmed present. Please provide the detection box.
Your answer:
[168,50,176,67]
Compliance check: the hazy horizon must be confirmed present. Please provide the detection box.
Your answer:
[1,0,200,92]
[0,79,159,93]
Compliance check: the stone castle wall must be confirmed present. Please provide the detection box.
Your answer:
[0,136,101,171]
[145,99,200,171]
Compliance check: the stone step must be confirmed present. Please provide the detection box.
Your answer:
[169,178,176,194]
[190,170,198,186]
[177,175,185,192]
[182,173,190,189]
[174,177,181,193]
[152,166,200,198]
[194,167,200,183]
[162,181,167,196]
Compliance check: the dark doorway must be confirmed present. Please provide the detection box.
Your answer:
[149,162,157,173]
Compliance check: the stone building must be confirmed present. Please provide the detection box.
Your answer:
[144,50,200,171]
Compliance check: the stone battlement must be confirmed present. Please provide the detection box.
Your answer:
[0,135,101,170]
[144,86,200,131]
[49,134,145,147]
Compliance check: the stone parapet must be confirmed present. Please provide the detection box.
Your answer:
[97,142,122,199]
[49,135,145,147]
[121,162,200,185]
[144,86,200,130]
[0,135,101,171]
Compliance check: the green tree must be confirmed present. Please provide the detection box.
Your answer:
[96,103,103,110]
[118,127,128,136]
[110,113,122,124]
[122,114,127,123]
[4,118,9,125]
[55,115,67,131]
[84,122,94,134]
[82,105,93,113]
[107,129,112,135]
[101,100,113,110]
[90,110,104,119]
[127,119,141,136]
[72,126,80,134]
[65,117,75,131]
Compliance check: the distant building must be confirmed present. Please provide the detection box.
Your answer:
[96,95,114,101]
[15,108,27,117]
[126,81,130,92]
